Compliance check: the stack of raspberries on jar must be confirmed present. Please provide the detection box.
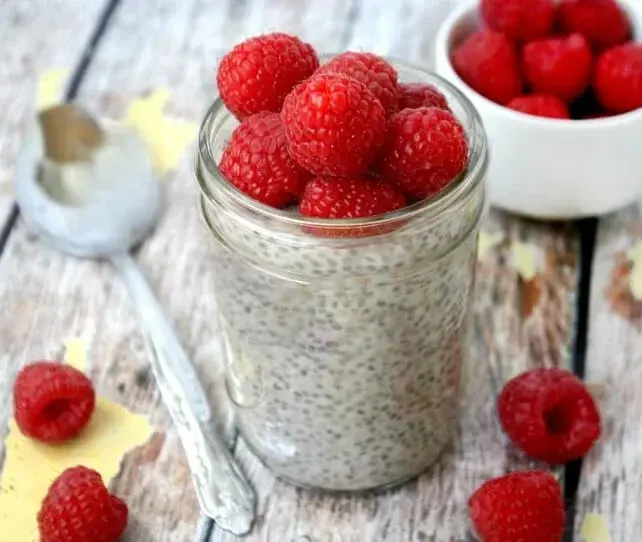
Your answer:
[215,33,469,227]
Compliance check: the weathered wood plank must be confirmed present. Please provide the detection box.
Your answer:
[343,0,458,65]
[209,0,579,540]
[574,200,642,541]
[0,0,107,226]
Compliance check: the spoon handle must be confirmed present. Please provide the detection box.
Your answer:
[110,252,211,421]
[110,253,256,535]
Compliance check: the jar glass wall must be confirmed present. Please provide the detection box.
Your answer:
[196,59,488,491]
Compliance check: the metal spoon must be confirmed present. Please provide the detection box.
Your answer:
[15,103,255,536]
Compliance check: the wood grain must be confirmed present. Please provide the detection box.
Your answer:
[0,0,580,541]
[0,0,107,226]
[574,200,642,541]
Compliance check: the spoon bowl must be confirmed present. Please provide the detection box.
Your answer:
[16,105,161,257]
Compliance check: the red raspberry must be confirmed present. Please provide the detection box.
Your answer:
[217,33,319,120]
[557,0,630,50]
[377,107,469,200]
[594,43,642,113]
[507,94,571,119]
[451,30,523,105]
[481,0,555,41]
[13,361,96,443]
[397,82,450,112]
[498,368,601,464]
[300,176,406,237]
[522,33,593,103]
[281,74,386,177]
[219,112,309,207]
[469,470,565,542]
[299,176,406,219]
[316,52,399,115]
[38,466,128,542]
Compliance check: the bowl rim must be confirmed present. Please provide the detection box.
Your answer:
[435,0,642,129]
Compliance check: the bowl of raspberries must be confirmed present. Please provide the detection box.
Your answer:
[435,0,642,219]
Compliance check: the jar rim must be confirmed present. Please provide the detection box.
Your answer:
[196,56,488,231]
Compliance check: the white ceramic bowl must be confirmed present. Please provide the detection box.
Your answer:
[435,0,642,219]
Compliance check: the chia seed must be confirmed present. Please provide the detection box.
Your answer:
[205,188,483,490]
[196,63,487,491]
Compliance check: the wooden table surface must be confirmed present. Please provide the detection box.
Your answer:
[1,1,641,541]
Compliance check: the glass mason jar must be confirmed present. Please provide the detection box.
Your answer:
[195,59,488,492]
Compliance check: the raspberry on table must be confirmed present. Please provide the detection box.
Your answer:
[522,33,593,103]
[498,367,601,464]
[219,111,310,207]
[481,0,556,42]
[396,82,450,112]
[507,94,571,119]
[316,52,399,115]
[594,43,642,113]
[469,470,565,542]
[281,74,386,177]
[376,107,469,200]
[13,361,96,443]
[451,30,523,105]
[299,176,406,219]
[217,33,319,120]
[38,466,128,542]
[557,0,630,50]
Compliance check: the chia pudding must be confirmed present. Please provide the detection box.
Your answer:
[196,63,488,491]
